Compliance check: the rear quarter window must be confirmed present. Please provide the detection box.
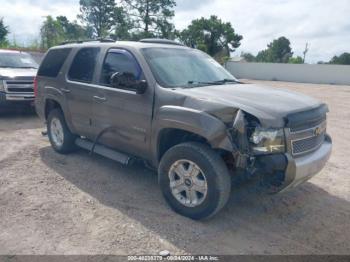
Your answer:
[68,48,100,83]
[38,48,72,77]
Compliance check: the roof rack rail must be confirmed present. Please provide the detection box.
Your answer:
[59,38,115,45]
[139,38,184,46]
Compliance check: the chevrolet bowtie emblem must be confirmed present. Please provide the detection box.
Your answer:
[314,127,322,136]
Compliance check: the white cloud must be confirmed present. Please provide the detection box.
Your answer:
[1,0,349,63]
[174,0,350,63]
[0,0,79,45]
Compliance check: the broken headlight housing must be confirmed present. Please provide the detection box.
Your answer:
[250,128,286,154]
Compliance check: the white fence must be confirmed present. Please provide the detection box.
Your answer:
[225,62,350,86]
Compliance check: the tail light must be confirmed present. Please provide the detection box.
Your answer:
[33,76,38,97]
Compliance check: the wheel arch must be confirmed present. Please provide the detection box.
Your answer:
[45,98,62,120]
[152,106,234,165]
[44,96,76,134]
[157,128,209,162]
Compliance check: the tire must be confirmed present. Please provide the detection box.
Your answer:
[47,108,77,154]
[158,142,231,220]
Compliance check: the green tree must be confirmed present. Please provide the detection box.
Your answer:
[288,56,304,64]
[256,37,293,63]
[156,19,176,39]
[78,0,123,38]
[179,16,243,58]
[40,16,65,49]
[329,53,350,65]
[256,49,269,63]
[241,52,256,62]
[121,0,176,39]
[40,16,91,49]
[0,17,9,47]
[56,16,88,40]
[111,9,133,40]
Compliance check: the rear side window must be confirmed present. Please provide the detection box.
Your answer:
[68,48,100,83]
[38,48,71,77]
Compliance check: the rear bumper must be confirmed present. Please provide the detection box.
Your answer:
[280,134,332,192]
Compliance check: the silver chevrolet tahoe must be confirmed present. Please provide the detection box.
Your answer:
[0,50,38,109]
[35,39,332,220]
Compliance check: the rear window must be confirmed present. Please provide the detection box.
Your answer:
[38,48,71,77]
[68,48,100,83]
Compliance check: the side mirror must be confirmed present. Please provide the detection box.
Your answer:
[135,80,148,95]
[110,72,148,94]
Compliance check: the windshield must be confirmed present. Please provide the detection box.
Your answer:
[141,48,237,88]
[0,52,38,69]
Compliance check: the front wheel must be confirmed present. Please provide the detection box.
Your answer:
[158,142,231,220]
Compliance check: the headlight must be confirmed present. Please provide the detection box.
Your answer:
[0,80,4,91]
[250,128,285,154]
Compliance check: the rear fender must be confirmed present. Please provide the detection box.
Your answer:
[43,86,76,133]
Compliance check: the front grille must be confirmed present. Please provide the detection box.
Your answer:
[4,80,34,93]
[7,87,34,92]
[290,121,327,156]
[292,132,325,155]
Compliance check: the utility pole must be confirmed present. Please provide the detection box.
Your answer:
[303,43,309,63]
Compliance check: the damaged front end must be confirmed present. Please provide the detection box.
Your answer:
[226,105,332,193]
[171,84,331,193]
[228,110,289,192]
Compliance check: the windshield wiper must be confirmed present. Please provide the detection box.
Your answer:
[213,79,241,84]
[187,80,222,86]
[186,79,240,87]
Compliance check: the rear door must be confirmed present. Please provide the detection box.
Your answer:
[64,47,101,138]
[92,48,154,158]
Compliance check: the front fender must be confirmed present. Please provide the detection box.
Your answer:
[152,106,234,153]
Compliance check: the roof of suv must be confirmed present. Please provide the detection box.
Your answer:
[52,40,190,51]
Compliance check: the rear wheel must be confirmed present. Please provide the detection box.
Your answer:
[47,108,77,154]
[159,142,231,220]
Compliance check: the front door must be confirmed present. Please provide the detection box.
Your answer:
[92,49,154,158]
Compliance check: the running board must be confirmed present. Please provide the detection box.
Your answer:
[75,138,130,165]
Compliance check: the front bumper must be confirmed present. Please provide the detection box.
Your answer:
[280,134,332,192]
[0,91,34,106]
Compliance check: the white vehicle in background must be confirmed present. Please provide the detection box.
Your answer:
[0,49,38,110]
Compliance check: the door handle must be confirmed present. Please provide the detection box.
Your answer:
[61,88,71,93]
[93,96,107,102]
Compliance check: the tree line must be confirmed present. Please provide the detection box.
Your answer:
[242,36,350,65]
[38,0,242,64]
[241,37,305,64]
[0,0,349,65]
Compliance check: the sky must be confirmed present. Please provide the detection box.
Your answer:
[1,0,349,63]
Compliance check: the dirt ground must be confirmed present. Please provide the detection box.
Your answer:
[0,80,349,255]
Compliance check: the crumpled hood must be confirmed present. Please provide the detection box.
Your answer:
[173,83,322,128]
[0,68,37,79]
